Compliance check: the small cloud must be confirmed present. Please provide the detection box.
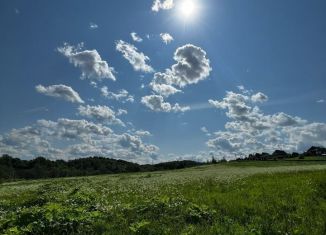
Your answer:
[201,127,208,133]
[251,92,268,103]
[90,81,97,88]
[89,22,98,29]
[24,106,49,113]
[116,40,154,73]
[101,86,134,103]
[35,84,84,104]
[135,130,152,137]
[152,0,174,12]
[131,32,143,42]
[317,99,325,103]
[237,85,245,91]
[160,33,174,44]
[78,105,125,126]
[237,85,251,95]
[150,82,181,97]
[14,8,20,14]
[116,109,128,116]
[57,43,116,82]
[201,126,211,137]
[141,95,189,113]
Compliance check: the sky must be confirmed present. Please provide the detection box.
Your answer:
[0,0,326,163]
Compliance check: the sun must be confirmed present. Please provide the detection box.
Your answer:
[179,0,196,18]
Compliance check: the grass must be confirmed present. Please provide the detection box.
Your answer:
[285,156,326,161]
[1,162,326,234]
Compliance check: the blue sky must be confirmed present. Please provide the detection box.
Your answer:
[0,0,325,163]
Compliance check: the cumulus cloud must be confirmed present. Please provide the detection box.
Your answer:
[0,118,159,163]
[116,40,154,73]
[207,133,240,152]
[100,86,134,103]
[131,32,143,42]
[141,95,171,112]
[58,43,116,81]
[207,90,326,156]
[35,84,84,104]
[78,105,124,126]
[151,44,211,89]
[152,0,174,12]
[160,33,174,44]
[317,99,325,103]
[141,95,189,112]
[150,82,182,97]
[170,44,211,87]
[251,92,268,103]
[37,118,113,141]
[118,133,159,154]
[209,92,251,121]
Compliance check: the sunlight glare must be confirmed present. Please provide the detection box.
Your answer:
[180,0,196,18]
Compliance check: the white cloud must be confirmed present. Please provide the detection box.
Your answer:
[151,44,212,89]
[58,43,116,81]
[152,0,174,12]
[116,109,128,116]
[131,32,143,42]
[209,92,251,120]
[118,133,159,154]
[271,112,305,127]
[201,127,208,133]
[160,33,174,44]
[0,118,159,163]
[35,84,84,104]
[237,85,251,95]
[172,103,191,112]
[251,92,268,103]
[89,22,98,29]
[134,130,152,137]
[116,40,154,73]
[141,95,171,112]
[207,90,326,156]
[78,105,124,126]
[141,95,189,112]
[90,81,97,88]
[100,86,134,103]
[317,99,325,103]
[150,82,182,97]
[200,126,211,136]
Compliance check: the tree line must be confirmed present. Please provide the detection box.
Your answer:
[0,155,202,181]
[235,146,326,161]
[1,146,325,181]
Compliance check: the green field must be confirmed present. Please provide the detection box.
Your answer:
[1,162,326,234]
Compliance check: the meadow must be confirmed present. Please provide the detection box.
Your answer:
[1,161,326,234]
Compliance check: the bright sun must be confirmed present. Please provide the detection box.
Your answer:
[180,0,196,18]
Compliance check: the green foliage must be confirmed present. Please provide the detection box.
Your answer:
[0,155,202,181]
[0,163,326,234]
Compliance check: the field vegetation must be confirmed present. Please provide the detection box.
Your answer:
[1,162,326,234]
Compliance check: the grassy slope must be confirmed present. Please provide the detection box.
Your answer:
[1,162,326,234]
